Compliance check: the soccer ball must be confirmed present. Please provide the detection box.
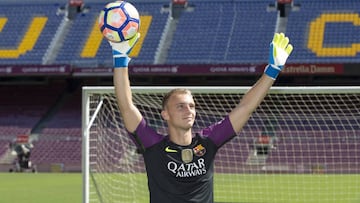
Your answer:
[98,1,140,42]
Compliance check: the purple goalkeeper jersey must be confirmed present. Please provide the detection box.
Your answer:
[129,115,236,203]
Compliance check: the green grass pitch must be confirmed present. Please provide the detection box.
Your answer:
[214,173,360,203]
[1,173,359,203]
[0,173,82,203]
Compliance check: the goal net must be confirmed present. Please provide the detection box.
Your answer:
[82,86,360,203]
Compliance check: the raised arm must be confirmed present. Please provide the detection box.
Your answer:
[229,33,293,133]
[111,34,142,133]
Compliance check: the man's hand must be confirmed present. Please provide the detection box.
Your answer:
[264,33,293,80]
[110,33,140,68]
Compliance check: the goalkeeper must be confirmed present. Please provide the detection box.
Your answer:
[110,32,293,203]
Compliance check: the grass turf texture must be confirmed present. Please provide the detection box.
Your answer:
[214,174,360,203]
[90,173,360,203]
[0,173,82,203]
[1,173,359,202]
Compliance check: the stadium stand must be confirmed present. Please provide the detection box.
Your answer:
[167,1,276,64]
[0,79,82,171]
[55,2,168,66]
[30,139,81,171]
[266,131,360,173]
[0,82,66,136]
[0,3,63,64]
[39,85,82,137]
[0,0,360,66]
[286,0,360,63]
[0,140,9,156]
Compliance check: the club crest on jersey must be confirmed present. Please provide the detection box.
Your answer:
[193,144,206,157]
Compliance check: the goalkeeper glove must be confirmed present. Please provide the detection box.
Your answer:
[109,33,140,68]
[264,33,293,80]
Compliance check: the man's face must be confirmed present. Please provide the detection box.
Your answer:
[162,93,196,130]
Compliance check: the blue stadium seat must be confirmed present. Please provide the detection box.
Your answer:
[0,4,62,64]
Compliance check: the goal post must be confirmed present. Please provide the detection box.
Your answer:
[82,86,360,203]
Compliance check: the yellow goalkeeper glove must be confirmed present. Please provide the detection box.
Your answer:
[264,33,293,80]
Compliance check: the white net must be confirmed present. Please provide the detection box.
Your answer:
[82,86,360,203]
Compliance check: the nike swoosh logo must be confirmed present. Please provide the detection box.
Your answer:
[165,146,177,153]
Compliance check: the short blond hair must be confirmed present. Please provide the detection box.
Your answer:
[162,88,192,109]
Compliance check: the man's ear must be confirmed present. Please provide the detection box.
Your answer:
[161,110,169,121]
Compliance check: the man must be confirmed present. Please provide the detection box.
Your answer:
[110,32,293,202]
